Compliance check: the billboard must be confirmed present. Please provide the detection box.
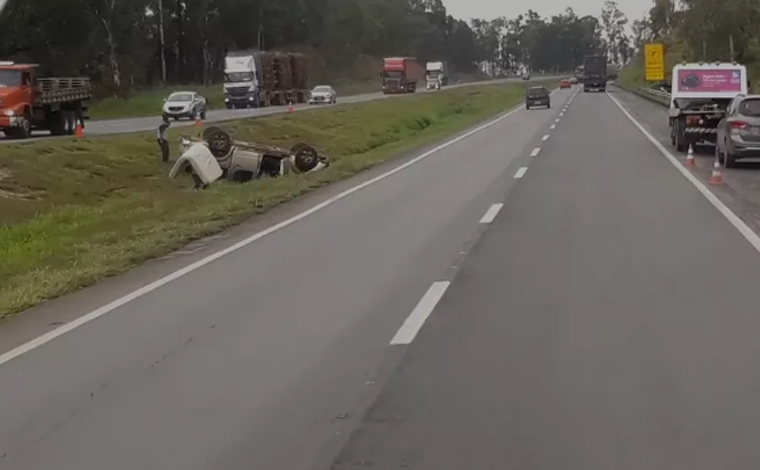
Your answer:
[676,68,743,93]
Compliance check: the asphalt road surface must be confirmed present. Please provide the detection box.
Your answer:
[0,76,554,144]
[3,86,760,469]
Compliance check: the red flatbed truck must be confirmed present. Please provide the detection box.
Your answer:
[381,57,426,94]
[0,62,92,139]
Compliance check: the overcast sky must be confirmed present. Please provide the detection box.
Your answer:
[444,0,650,24]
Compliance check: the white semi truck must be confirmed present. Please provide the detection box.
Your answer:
[425,61,448,90]
[223,50,309,109]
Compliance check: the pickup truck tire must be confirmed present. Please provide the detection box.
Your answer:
[203,126,232,158]
[291,143,320,172]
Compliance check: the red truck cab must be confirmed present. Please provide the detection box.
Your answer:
[0,61,91,139]
[382,57,425,94]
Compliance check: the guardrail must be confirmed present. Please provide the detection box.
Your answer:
[632,87,670,107]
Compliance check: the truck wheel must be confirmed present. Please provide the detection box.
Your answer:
[291,143,320,172]
[675,121,687,152]
[202,126,232,158]
[49,111,67,136]
[14,112,32,139]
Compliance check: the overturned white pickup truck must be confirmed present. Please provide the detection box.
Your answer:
[170,126,329,187]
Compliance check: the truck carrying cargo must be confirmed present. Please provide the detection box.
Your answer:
[425,61,448,90]
[582,55,607,92]
[668,62,747,152]
[0,62,91,139]
[382,57,425,94]
[223,50,309,109]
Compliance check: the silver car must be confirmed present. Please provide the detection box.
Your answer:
[309,85,337,105]
[162,91,207,121]
[716,94,760,167]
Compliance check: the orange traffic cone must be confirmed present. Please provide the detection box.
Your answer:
[288,101,294,113]
[685,144,696,167]
[194,114,202,127]
[709,159,723,185]
[74,123,83,138]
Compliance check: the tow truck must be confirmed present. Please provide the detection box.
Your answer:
[669,62,748,152]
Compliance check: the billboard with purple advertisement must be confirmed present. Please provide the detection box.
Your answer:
[676,68,743,93]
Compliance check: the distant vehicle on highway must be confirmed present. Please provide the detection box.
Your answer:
[309,85,336,105]
[381,57,425,94]
[525,86,550,110]
[162,91,207,121]
[560,79,572,89]
[570,76,578,84]
[522,72,531,81]
[715,94,760,167]
[583,54,607,92]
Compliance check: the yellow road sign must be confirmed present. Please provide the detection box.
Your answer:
[644,43,665,81]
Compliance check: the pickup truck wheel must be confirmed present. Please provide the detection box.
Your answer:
[291,143,319,172]
[203,126,232,157]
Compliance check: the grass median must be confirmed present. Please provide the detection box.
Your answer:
[0,80,554,319]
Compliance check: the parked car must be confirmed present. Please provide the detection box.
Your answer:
[560,79,572,89]
[716,94,760,167]
[525,86,551,110]
[309,85,337,105]
[162,91,207,121]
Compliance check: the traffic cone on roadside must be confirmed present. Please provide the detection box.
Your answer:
[194,114,202,127]
[685,144,697,167]
[288,101,294,113]
[74,123,84,138]
[709,159,723,185]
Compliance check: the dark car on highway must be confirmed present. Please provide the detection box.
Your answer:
[716,94,760,167]
[525,86,550,110]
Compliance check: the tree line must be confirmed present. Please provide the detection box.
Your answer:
[630,0,760,78]
[0,0,620,96]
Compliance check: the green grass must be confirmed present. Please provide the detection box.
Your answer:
[88,80,381,121]
[0,80,555,319]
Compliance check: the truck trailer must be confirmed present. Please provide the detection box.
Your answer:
[224,50,309,109]
[0,62,91,139]
[382,58,425,94]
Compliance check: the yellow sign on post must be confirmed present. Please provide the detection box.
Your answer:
[644,43,665,81]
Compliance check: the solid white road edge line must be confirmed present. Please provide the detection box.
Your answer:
[514,167,528,179]
[390,281,450,345]
[530,147,541,157]
[607,93,760,255]
[480,203,505,223]
[0,94,543,368]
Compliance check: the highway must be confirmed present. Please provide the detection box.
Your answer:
[0,76,550,144]
[3,86,760,469]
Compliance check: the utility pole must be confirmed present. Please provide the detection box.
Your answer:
[158,0,167,82]
[730,35,735,62]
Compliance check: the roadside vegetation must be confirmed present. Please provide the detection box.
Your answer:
[620,0,760,90]
[0,80,555,319]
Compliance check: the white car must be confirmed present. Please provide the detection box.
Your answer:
[309,85,337,105]
[162,91,207,121]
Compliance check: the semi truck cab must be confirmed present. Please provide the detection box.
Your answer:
[224,52,261,109]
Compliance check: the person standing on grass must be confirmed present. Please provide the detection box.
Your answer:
[157,118,171,163]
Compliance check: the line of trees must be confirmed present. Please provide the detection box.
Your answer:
[0,0,613,96]
[630,0,760,76]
